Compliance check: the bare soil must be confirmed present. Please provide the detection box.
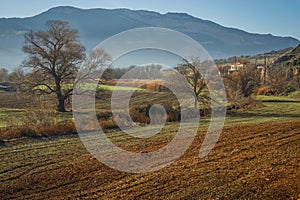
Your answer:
[0,120,299,199]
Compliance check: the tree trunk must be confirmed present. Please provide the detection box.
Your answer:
[194,96,198,109]
[55,79,66,112]
[57,96,66,112]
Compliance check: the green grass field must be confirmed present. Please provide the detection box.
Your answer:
[224,95,300,125]
[0,88,300,128]
[35,83,143,91]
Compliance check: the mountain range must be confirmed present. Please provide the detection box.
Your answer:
[0,6,299,70]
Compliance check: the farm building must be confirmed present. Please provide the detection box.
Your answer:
[228,62,244,74]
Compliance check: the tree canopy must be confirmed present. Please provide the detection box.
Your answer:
[22,20,86,112]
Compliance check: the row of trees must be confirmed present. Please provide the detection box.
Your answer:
[0,68,22,83]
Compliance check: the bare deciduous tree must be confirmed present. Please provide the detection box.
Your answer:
[176,58,210,108]
[22,20,87,112]
[224,65,260,108]
[78,48,111,83]
[266,65,291,94]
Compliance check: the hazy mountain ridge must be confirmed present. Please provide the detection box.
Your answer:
[0,6,299,69]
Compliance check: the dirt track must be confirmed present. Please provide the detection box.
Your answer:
[1,120,300,199]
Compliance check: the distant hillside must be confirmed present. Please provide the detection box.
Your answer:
[274,44,300,65]
[0,6,299,70]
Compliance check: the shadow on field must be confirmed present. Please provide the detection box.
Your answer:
[261,99,300,103]
[227,110,300,119]
[0,140,6,146]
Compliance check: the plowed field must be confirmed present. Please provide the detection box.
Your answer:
[1,120,299,199]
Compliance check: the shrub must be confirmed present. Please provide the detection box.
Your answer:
[255,85,297,96]
[34,121,76,136]
[283,85,297,95]
[240,97,264,109]
[224,65,262,110]
[0,126,37,139]
[21,96,56,127]
[96,112,113,120]
[165,105,181,121]
[130,106,150,124]
[99,119,118,129]
[289,90,300,99]
[254,86,278,96]
[228,97,263,110]
[0,120,76,140]
[129,104,184,124]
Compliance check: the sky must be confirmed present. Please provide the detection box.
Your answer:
[1,0,300,39]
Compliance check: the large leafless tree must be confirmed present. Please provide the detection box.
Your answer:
[22,20,104,112]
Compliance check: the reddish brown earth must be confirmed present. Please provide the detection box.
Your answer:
[0,120,299,199]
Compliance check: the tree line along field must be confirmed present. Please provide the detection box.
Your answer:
[0,88,300,199]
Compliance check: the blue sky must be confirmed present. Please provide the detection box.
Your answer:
[1,0,300,39]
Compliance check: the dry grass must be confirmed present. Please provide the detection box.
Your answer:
[99,119,119,129]
[0,121,76,139]
[104,79,164,88]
